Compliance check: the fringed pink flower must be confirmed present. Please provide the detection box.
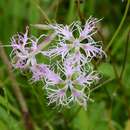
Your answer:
[10,27,39,69]
[30,64,62,85]
[81,42,106,61]
[79,17,100,40]
[49,22,79,41]
[75,71,100,86]
[43,42,69,60]
[47,87,68,106]
[69,88,88,109]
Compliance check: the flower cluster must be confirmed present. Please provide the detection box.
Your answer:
[10,17,106,109]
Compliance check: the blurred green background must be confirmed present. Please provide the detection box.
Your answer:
[0,0,130,130]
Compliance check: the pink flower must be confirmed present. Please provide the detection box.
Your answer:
[47,87,68,106]
[10,27,53,69]
[48,17,105,63]
[43,42,69,60]
[75,71,100,86]
[10,27,38,69]
[30,64,62,84]
[69,88,88,109]
[63,55,76,77]
[63,53,83,77]
[81,42,106,61]
[45,68,62,86]
[30,64,48,81]
[79,17,100,40]
[50,23,75,41]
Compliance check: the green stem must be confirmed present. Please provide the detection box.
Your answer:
[120,28,130,79]
[105,0,130,51]
[31,0,51,23]
[90,78,114,92]
[76,0,85,23]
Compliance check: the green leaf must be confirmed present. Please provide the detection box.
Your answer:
[74,108,89,130]
[98,63,115,78]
